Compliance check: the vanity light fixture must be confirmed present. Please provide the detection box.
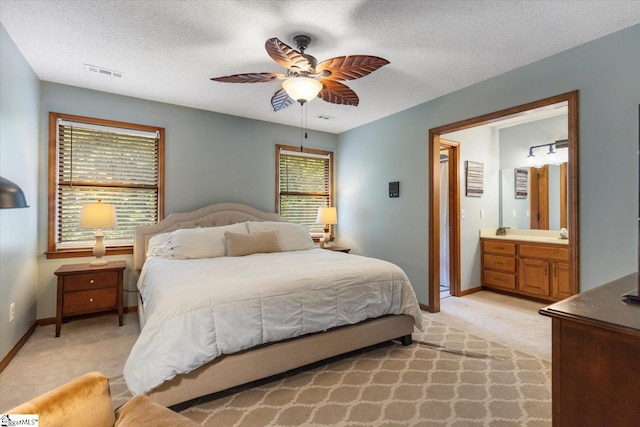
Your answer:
[547,144,557,164]
[526,140,565,168]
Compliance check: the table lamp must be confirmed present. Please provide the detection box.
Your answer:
[79,200,117,266]
[316,207,337,248]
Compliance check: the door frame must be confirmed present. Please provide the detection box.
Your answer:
[436,139,461,302]
[427,91,579,313]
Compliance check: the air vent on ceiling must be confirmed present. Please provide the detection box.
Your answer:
[84,64,124,79]
[316,114,337,121]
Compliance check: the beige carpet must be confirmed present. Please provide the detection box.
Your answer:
[108,317,551,426]
[2,292,552,425]
[0,313,139,411]
[433,291,551,361]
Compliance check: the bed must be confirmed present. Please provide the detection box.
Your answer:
[124,203,422,407]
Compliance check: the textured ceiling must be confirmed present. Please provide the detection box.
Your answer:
[1,1,639,134]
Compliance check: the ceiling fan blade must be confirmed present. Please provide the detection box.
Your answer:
[265,38,314,73]
[271,88,294,112]
[316,56,389,81]
[318,80,359,106]
[210,72,285,83]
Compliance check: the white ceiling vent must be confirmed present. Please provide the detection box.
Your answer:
[84,64,124,79]
[316,114,337,121]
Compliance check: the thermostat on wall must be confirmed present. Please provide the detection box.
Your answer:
[389,181,400,198]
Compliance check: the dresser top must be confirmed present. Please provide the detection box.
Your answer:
[54,260,126,275]
[540,273,640,335]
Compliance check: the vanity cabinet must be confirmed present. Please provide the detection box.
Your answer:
[518,258,549,296]
[481,238,570,302]
[481,241,517,291]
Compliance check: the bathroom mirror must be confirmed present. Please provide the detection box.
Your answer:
[496,108,568,230]
[499,163,568,229]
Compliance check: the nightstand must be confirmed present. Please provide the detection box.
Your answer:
[322,246,350,253]
[54,260,125,337]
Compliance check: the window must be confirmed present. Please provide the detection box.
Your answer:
[276,144,333,238]
[47,112,164,258]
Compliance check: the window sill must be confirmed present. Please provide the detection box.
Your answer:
[46,246,133,259]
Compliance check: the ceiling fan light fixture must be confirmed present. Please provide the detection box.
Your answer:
[282,76,322,104]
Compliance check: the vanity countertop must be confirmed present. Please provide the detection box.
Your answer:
[479,228,569,245]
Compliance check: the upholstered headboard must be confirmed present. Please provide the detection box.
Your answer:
[133,203,285,270]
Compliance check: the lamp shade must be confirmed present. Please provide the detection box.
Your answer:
[282,77,323,103]
[0,176,29,209]
[316,207,337,225]
[79,200,116,229]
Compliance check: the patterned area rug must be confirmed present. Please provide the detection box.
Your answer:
[110,317,551,426]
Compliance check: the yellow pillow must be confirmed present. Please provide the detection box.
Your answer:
[225,230,282,256]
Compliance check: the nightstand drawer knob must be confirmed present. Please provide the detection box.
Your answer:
[89,298,94,302]
[90,279,95,284]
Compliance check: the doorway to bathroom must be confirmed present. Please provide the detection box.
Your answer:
[427,91,579,313]
[438,139,460,300]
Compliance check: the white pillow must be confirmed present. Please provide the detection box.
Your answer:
[246,221,314,251]
[167,223,248,259]
[146,232,171,258]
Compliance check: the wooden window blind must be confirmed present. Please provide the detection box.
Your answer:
[48,112,164,255]
[277,145,333,236]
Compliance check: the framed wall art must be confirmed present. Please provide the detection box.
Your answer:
[515,168,528,199]
[465,161,484,197]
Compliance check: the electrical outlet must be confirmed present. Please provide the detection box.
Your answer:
[512,209,517,218]
[461,209,465,220]
[480,209,485,219]
[9,303,15,322]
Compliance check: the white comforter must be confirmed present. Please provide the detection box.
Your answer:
[124,248,423,395]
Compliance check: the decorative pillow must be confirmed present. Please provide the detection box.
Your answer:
[225,230,282,257]
[246,221,314,251]
[167,223,248,259]
[146,232,171,258]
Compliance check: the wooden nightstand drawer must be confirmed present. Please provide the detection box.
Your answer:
[63,288,118,316]
[64,271,119,292]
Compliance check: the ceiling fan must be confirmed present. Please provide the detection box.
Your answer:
[211,35,390,111]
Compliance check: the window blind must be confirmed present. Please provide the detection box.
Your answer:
[278,149,331,235]
[55,120,160,249]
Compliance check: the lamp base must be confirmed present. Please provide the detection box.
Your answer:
[90,232,108,266]
[320,231,331,248]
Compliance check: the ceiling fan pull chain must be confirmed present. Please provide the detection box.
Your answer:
[304,102,308,142]
[300,103,304,152]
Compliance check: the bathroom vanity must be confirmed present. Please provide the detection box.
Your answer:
[480,229,572,302]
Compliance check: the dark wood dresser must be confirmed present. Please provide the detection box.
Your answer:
[539,274,640,426]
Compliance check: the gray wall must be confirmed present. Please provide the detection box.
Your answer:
[0,25,40,360]
[337,24,640,304]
